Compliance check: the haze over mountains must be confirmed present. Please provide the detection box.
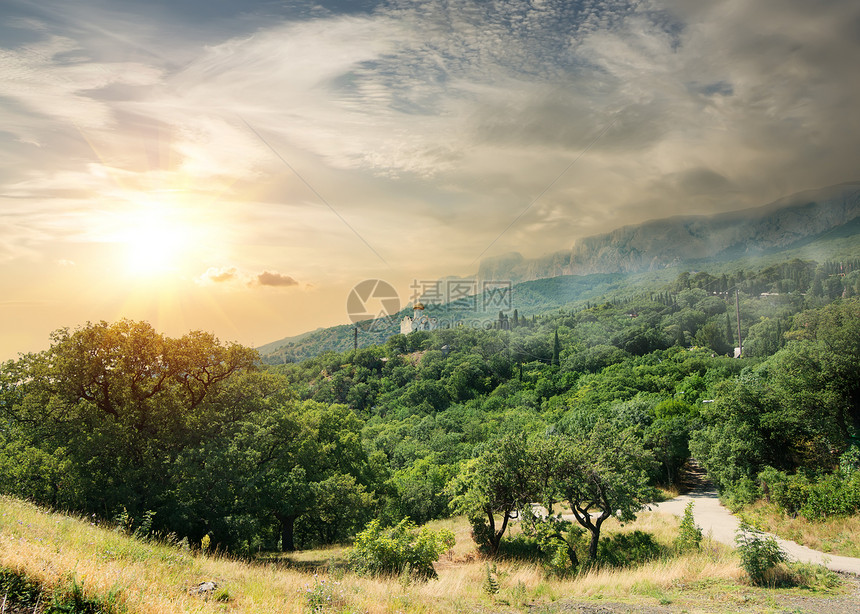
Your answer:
[259,182,860,360]
[477,182,860,284]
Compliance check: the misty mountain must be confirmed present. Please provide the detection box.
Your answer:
[259,182,860,361]
[478,182,860,284]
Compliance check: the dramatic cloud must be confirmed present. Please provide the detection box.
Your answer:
[0,0,858,357]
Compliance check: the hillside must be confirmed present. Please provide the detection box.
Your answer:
[2,495,855,614]
[258,214,860,363]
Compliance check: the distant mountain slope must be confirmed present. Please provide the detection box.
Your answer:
[478,182,860,283]
[259,182,860,362]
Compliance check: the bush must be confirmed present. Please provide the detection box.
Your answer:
[727,475,760,510]
[518,511,584,576]
[759,465,860,520]
[346,518,454,580]
[735,522,786,585]
[597,531,664,568]
[674,502,703,553]
[303,575,349,613]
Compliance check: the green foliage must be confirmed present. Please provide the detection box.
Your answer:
[482,563,500,596]
[596,530,665,568]
[133,510,156,540]
[759,464,860,520]
[2,260,857,560]
[694,300,860,502]
[447,435,537,555]
[346,518,455,580]
[386,457,456,524]
[526,514,585,577]
[303,575,349,613]
[675,502,703,553]
[735,522,786,585]
[549,423,658,561]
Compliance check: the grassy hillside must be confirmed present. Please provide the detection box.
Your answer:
[0,495,853,614]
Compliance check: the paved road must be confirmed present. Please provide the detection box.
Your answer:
[649,487,860,575]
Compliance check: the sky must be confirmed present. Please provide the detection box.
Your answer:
[1,0,859,359]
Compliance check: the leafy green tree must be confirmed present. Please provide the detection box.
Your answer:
[644,399,696,484]
[0,320,258,536]
[692,301,860,496]
[549,423,657,561]
[694,321,731,355]
[249,400,378,550]
[387,456,457,523]
[448,435,537,555]
[303,473,376,545]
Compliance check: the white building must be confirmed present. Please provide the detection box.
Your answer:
[400,303,438,334]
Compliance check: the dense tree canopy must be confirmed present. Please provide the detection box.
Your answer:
[2,261,858,557]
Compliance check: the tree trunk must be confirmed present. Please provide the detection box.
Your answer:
[587,528,600,562]
[278,514,297,552]
[587,515,608,562]
[494,511,511,556]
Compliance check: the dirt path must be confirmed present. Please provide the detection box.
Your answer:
[649,486,860,575]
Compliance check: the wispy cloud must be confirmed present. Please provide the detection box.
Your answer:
[198,266,239,284]
[196,266,300,289]
[0,0,858,359]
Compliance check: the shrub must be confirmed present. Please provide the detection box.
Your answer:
[518,511,584,576]
[735,522,786,585]
[346,518,454,580]
[727,476,760,510]
[674,502,703,553]
[303,575,348,613]
[597,531,664,568]
[482,563,500,596]
[760,464,860,520]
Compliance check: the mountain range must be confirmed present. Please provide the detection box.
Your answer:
[477,182,860,283]
[259,181,860,361]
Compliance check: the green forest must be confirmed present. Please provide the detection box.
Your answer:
[2,257,859,564]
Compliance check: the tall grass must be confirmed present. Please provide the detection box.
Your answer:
[741,501,860,557]
[0,496,846,614]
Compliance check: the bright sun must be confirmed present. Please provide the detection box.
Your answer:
[121,202,193,277]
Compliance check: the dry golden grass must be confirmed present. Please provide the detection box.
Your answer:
[0,495,844,614]
[657,484,681,499]
[741,501,860,557]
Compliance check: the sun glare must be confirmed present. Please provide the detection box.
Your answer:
[120,201,195,277]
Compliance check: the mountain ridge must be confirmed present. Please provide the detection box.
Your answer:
[477,181,860,283]
[259,182,860,360]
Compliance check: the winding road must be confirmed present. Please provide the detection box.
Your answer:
[649,486,860,575]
